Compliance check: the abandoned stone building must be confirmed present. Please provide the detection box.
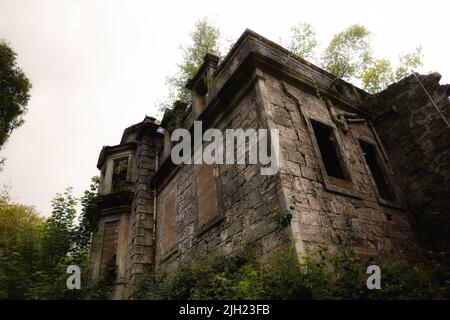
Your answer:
[90,29,450,299]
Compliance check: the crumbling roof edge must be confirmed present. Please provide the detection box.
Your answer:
[214,28,368,96]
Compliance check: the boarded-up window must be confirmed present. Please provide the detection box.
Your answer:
[196,164,218,228]
[161,188,177,255]
[100,220,119,276]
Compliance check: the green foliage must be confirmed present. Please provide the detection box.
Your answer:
[413,203,450,299]
[428,250,450,298]
[132,252,251,300]
[395,47,424,80]
[287,23,318,61]
[133,205,440,300]
[131,197,445,301]
[272,206,293,229]
[0,181,113,299]
[362,47,423,93]
[287,23,423,93]
[25,187,85,299]
[160,18,222,111]
[361,59,395,94]
[84,256,117,300]
[76,177,101,250]
[0,190,44,299]
[248,249,312,299]
[368,260,436,300]
[181,18,222,81]
[34,184,114,299]
[133,244,440,300]
[322,24,372,81]
[0,40,32,150]
[41,188,78,267]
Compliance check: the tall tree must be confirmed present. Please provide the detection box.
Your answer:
[287,23,423,93]
[76,176,100,250]
[0,188,44,299]
[41,188,78,267]
[0,182,112,299]
[160,18,222,111]
[321,24,373,81]
[287,23,319,62]
[34,187,87,299]
[362,47,423,93]
[0,41,31,149]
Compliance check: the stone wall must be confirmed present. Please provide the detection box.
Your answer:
[93,119,163,299]
[126,129,162,289]
[261,71,422,260]
[90,209,130,299]
[154,89,287,270]
[92,30,439,298]
[367,73,450,251]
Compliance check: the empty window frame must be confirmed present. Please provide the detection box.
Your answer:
[112,157,128,192]
[310,120,346,180]
[359,140,394,201]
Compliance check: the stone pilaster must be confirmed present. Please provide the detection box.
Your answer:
[127,131,162,287]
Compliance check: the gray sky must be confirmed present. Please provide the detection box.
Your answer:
[0,0,448,216]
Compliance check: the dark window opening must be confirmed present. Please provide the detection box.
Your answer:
[311,120,345,180]
[112,158,128,192]
[359,140,393,201]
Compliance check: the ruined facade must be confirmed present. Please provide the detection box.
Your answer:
[90,30,450,299]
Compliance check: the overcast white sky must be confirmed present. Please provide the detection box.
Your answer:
[0,0,448,216]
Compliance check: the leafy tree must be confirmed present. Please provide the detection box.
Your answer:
[0,181,111,299]
[0,188,44,299]
[0,40,32,150]
[287,23,423,93]
[321,24,372,81]
[361,59,395,94]
[41,188,78,267]
[27,188,81,299]
[76,177,100,250]
[362,47,423,93]
[160,18,222,111]
[287,23,319,62]
[395,47,423,80]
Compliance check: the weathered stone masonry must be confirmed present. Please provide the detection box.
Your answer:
[366,73,450,252]
[90,29,448,298]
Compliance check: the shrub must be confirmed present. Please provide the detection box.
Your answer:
[132,245,441,300]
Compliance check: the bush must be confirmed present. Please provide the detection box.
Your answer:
[132,245,441,300]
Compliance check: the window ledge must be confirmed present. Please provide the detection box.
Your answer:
[378,198,403,210]
[160,247,179,263]
[322,179,363,199]
[194,215,224,238]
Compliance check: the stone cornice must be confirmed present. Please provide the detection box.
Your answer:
[97,142,137,170]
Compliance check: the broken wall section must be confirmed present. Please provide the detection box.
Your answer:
[367,72,450,251]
